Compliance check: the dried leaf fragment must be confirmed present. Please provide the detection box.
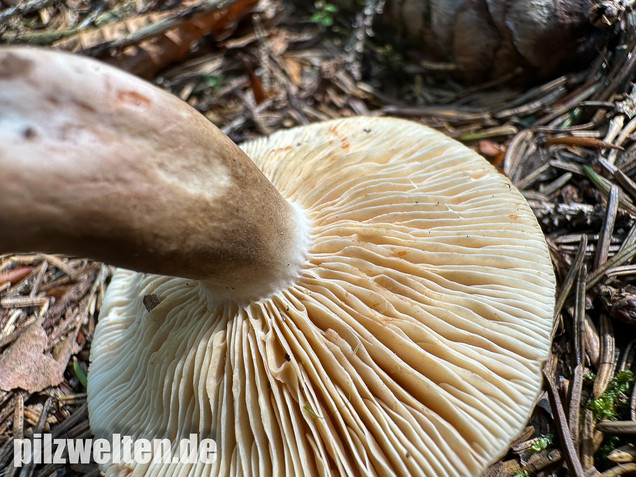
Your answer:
[0,266,33,286]
[0,318,80,393]
[54,0,259,78]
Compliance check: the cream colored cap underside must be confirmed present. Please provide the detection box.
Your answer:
[88,117,555,476]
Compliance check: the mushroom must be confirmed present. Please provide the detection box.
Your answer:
[0,46,556,476]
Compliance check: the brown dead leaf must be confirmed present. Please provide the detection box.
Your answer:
[284,57,303,85]
[60,0,260,78]
[478,139,506,158]
[0,266,33,287]
[240,54,269,104]
[0,318,80,393]
[478,139,507,169]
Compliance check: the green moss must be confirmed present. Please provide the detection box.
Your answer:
[588,371,636,469]
[587,370,635,421]
[598,435,621,464]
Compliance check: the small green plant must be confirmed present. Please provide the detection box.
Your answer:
[310,2,338,27]
[204,75,224,90]
[587,370,635,421]
[72,356,87,388]
[529,433,553,453]
[513,470,531,477]
[597,435,621,466]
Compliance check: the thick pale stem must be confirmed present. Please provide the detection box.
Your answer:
[0,47,308,301]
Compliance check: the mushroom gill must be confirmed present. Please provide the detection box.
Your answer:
[88,118,555,476]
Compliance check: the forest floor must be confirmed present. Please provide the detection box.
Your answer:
[1,1,636,476]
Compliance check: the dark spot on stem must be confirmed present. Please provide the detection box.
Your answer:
[0,53,33,79]
[23,127,37,139]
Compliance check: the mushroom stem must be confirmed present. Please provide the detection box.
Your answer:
[0,47,308,301]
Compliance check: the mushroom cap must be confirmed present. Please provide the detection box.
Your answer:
[88,117,555,476]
